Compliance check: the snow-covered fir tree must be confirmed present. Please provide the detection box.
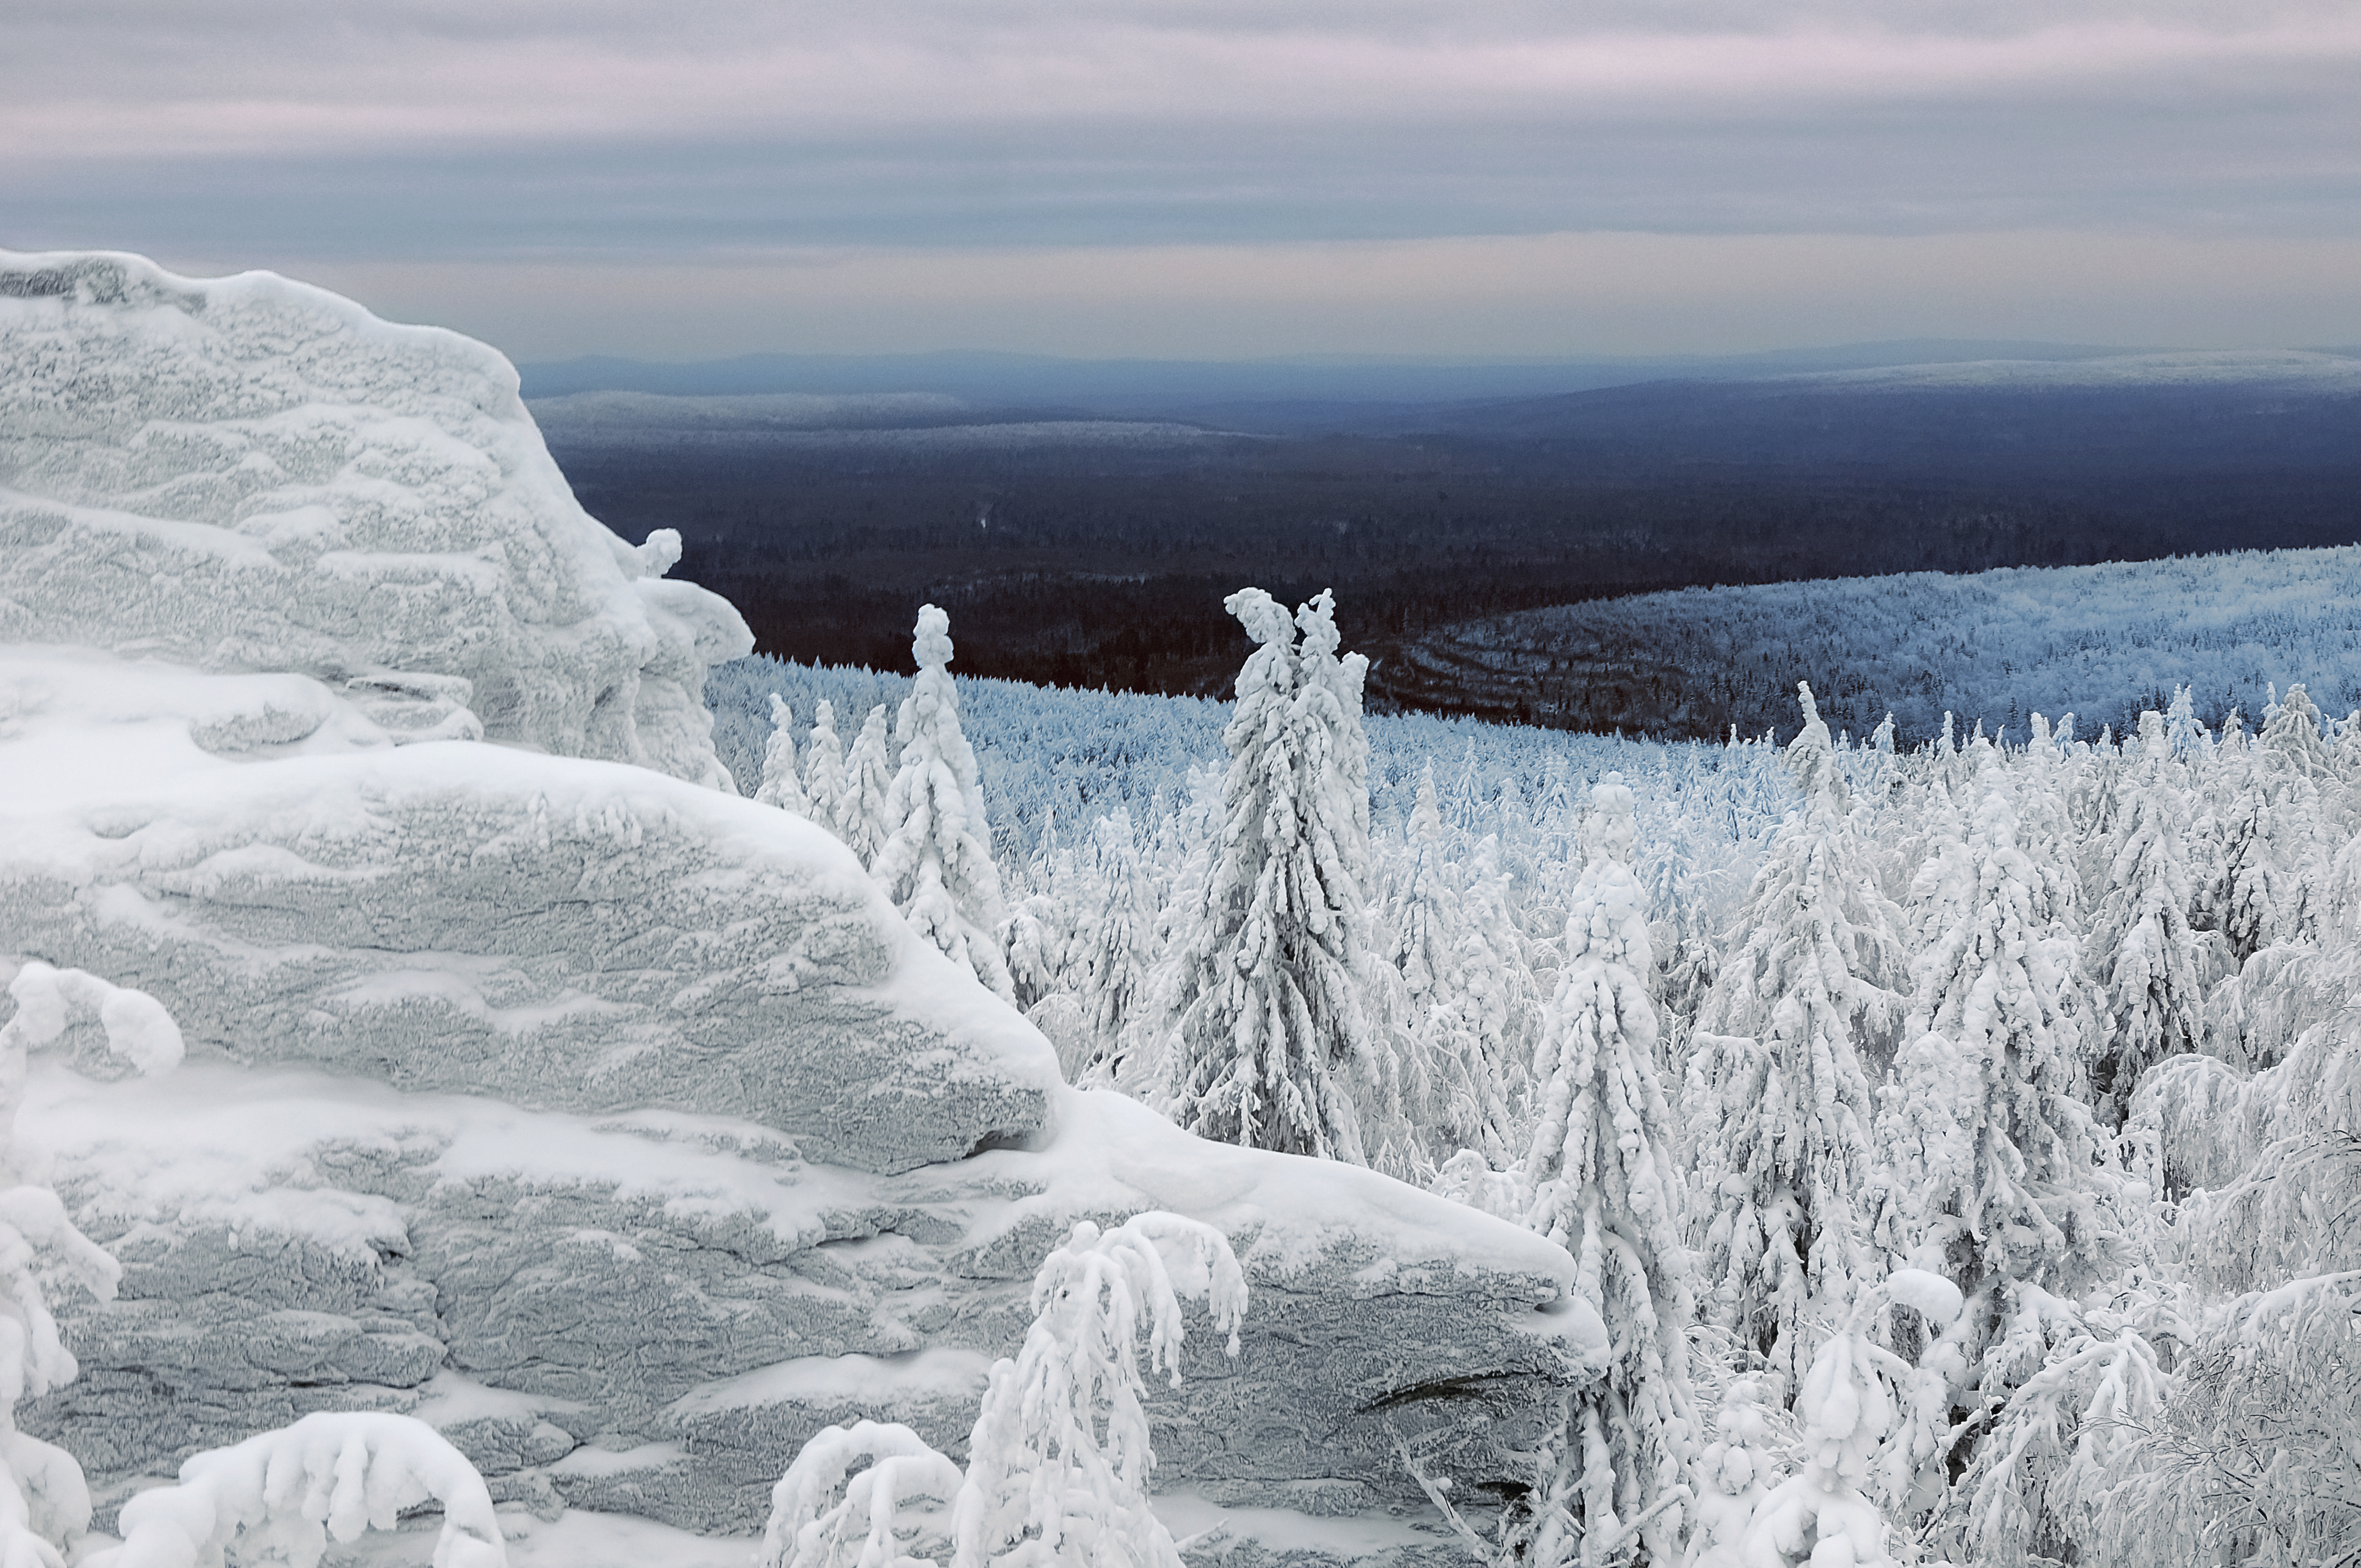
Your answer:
[1686,684,1906,1392]
[1867,744,2126,1542]
[801,698,849,840]
[1065,809,1158,1088]
[759,1212,1245,1568]
[875,606,1015,1002]
[1156,588,1392,1163]
[757,693,812,815]
[1383,766,1528,1167]
[1516,774,1701,1565]
[2090,710,2204,1122]
[839,702,895,868]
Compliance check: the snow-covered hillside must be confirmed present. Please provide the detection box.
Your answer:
[1788,347,2361,391]
[1403,544,2361,744]
[719,606,2361,1565]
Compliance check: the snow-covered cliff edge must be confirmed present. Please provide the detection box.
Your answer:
[0,249,749,788]
[0,253,1594,1550]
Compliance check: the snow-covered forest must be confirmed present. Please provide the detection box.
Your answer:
[729,598,2361,1566]
[1393,545,2361,744]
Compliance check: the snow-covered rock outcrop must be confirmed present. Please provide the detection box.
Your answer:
[0,253,1595,1548]
[0,249,749,787]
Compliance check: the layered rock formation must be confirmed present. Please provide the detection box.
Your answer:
[0,249,748,787]
[0,250,1596,1549]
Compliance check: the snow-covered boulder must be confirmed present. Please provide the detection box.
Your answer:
[0,647,1052,1174]
[23,1063,1593,1536]
[0,249,749,787]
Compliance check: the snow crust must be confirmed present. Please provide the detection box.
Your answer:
[0,250,750,787]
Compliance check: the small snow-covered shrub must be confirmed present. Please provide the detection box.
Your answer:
[2,960,184,1568]
[757,1420,964,1568]
[91,1412,505,1568]
[761,1211,1245,1568]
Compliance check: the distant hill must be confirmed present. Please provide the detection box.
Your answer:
[530,349,2360,711]
[1385,545,2361,744]
[516,339,2146,432]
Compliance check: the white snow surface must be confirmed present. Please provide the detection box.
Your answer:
[0,643,1059,1173]
[0,249,751,787]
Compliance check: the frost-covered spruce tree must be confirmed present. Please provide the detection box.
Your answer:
[875,607,1015,1002]
[1687,684,1905,1392]
[1065,809,1158,1086]
[801,699,849,839]
[1517,774,1701,1565]
[2091,710,2203,1122]
[1867,744,2123,1527]
[1385,766,1525,1167]
[1157,589,1390,1163]
[839,703,895,869]
[1,961,184,1568]
[1732,1272,1962,1568]
[757,694,812,815]
[2196,682,2329,969]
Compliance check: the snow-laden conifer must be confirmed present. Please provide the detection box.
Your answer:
[2091,711,2204,1121]
[757,1422,962,1568]
[1063,809,1158,1087]
[840,703,895,869]
[760,1212,1244,1568]
[802,699,850,840]
[1157,589,1389,1163]
[1517,772,1701,1564]
[1384,767,1528,1166]
[1867,744,2125,1529]
[1727,1272,1959,1568]
[757,693,813,815]
[876,607,1014,1002]
[1942,1277,2182,1568]
[2195,682,2330,976]
[1683,1378,1786,1568]
[1687,684,1905,1390]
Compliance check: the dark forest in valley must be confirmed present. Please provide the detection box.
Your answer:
[540,374,2361,732]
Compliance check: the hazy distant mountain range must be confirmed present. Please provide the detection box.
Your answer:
[521,340,2361,438]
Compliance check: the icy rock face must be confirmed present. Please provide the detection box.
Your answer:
[0,249,750,787]
[0,651,1056,1174]
[23,1068,1592,1537]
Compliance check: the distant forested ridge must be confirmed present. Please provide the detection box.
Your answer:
[539,366,2361,721]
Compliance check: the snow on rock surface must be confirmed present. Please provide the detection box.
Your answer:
[0,249,751,787]
[1,251,1594,1552]
[0,647,1054,1175]
[24,1064,1585,1537]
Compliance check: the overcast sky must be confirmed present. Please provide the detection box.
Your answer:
[7,0,2358,361]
